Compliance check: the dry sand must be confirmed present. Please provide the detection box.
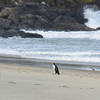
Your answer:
[0,63,100,100]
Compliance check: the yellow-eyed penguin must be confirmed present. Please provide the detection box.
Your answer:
[51,62,60,75]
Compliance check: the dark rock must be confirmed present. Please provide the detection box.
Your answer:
[54,15,76,24]
[20,14,49,29]
[0,29,43,38]
[96,27,100,30]
[94,0,100,8]
[53,15,93,31]
[71,6,86,24]
[24,2,40,10]
[0,18,11,29]
[0,7,24,29]
[53,22,92,31]
[18,31,43,38]
[0,2,96,32]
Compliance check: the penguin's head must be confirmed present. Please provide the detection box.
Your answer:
[50,62,55,64]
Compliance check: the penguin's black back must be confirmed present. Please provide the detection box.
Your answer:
[54,63,60,75]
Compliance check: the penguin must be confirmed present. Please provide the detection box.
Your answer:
[51,62,60,75]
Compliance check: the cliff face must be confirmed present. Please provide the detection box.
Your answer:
[0,0,99,35]
[94,0,100,8]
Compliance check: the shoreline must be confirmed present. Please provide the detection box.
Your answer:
[0,56,100,100]
[0,54,100,71]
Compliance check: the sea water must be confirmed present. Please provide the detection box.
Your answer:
[0,5,100,64]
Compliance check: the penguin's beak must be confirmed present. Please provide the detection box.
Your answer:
[50,62,54,64]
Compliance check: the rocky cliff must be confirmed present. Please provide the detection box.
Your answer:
[0,0,99,38]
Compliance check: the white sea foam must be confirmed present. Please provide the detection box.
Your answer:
[26,56,100,63]
[17,51,100,63]
[0,49,19,55]
[0,48,100,63]
[84,5,100,29]
[21,29,100,40]
[19,51,100,56]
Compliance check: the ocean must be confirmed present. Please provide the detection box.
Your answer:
[0,6,100,65]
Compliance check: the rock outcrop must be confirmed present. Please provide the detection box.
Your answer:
[0,0,98,38]
[0,29,43,38]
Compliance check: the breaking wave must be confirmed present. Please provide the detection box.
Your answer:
[84,5,100,29]
[22,29,100,40]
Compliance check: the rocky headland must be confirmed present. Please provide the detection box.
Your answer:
[0,0,99,38]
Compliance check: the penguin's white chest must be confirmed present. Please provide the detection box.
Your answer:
[52,65,55,71]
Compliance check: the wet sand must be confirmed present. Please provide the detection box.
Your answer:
[0,56,100,100]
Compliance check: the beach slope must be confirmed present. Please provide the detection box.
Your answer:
[0,62,100,100]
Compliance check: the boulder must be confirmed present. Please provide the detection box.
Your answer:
[0,29,43,38]
[18,31,43,38]
[54,15,76,24]
[96,27,100,30]
[0,7,24,29]
[53,15,93,31]
[53,22,93,31]
[24,2,40,10]
[94,0,100,8]
[0,18,11,29]
[20,14,49,29]
[0,7,11,18]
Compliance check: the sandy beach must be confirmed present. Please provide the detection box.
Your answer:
[0,57,100,100]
